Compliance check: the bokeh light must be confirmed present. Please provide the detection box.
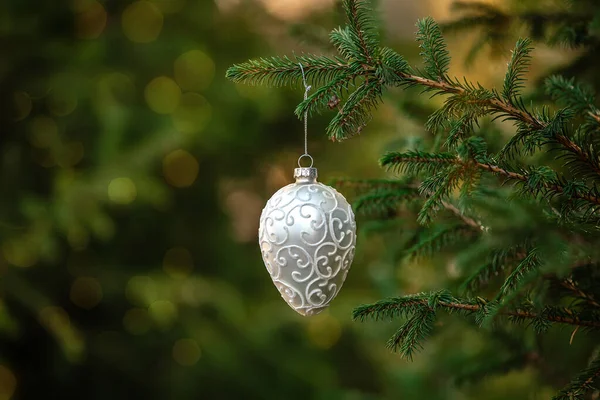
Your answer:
[95,72,136,111]
[56,141,85,168]
[163,247,194,278]
[171,93,212,134]
[13,91,32,121]
[144,76,181,114]
[123,308,152,335]
[174,50,215,92]
[306,313,342,349]
[121,1,164,43]
[66,224,90,250]
[28,116,58,149]
[0,365,17,400]
[47,86,78,117]
[70,277,103,309]
[74,0,107,39]
[148,300,177,329]
[162,149,199,188]
[39,306,71,331]
[172,338,201,366]
[108,177,137,204]
[150,0,186,14]
[2,239,38,268]
[126,276,158,306]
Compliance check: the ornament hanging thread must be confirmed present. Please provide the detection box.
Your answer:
[258,64,357,316]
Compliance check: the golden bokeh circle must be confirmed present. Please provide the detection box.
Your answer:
[2,239,38,268]
[162,149,199,188]
[29,116,58,149]
[123,308,152,335]
[122,1,164,43]
[172,338,201,366]
[0,365,17,400]
[56,141,85,168]
[149,0,186,13]
[13,91,32,121]
[75,0,107,39]
[144,76,181,114]
[126,276,158,306]
[148,300,177,328]
[108,177,137,204]
[70,277,103,309]
[306,313,342,349]
[47,88,78,117]
[171,93,212,134]
[174,50,215,92]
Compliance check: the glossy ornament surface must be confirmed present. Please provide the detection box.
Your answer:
[258,167,356,316]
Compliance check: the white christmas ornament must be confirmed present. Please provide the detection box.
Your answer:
[257,63,356,316]
[258,165,356,316]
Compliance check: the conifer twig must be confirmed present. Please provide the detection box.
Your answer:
[559,279,600,309]
[354,294,600,329]
[440,199,483,230]
[381,152,600,205]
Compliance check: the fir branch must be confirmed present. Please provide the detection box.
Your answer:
[545,75,598,119]
[497,249,541,300]
[380,151,459,176]
[440,200,483,230]
[387,309,435,360]
[353,292,600,329]
[475,161,600,205]
[225,55,348,87]
[343,0,379,63]
[354,188,421,216]
[294,71,356,118]
[553,353,600,400]
[405,225,476,259]
[327,80,382,141]
[502,38,533,103]
[382,151,600,206]
[416,17,451,82]
[559,278,600,309]
[461,248,528,293]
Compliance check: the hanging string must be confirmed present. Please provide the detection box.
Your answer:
[298,63,313,168]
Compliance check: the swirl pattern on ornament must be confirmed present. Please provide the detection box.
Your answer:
[259,182,356,316]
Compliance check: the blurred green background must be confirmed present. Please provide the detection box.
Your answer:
[0,0,578,399]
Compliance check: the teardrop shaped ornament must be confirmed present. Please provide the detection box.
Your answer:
[258,167,357,316]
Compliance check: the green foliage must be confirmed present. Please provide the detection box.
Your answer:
[228,0,600,397]
[553,353,600,400]
[502,38,532,104]
[416,17,451,82]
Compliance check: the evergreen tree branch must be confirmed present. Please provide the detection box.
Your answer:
[416,17,451,82]
[382,151,600,205]
[343,0,379,63]
[502,38,533,103]
[440,199,483,230]
[225,55,349,87]
[353,292,600,329]
[392,71,598,176]
[553,353,600,400]
[559,278,600,309]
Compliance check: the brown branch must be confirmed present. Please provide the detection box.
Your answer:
[588,110,600,125]
[433,301,600,328]
[474,161,600,205]
[582,367,600,390]
[440,200,484,231]
[398,72,600,177]
[560,279,600,309]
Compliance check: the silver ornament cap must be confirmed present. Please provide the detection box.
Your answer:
[258,166,356,316]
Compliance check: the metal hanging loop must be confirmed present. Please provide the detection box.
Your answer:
[297,62,313,168]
